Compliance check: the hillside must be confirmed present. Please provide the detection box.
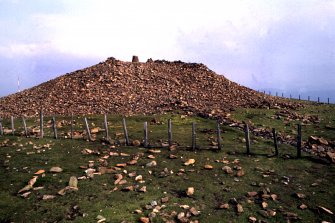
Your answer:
[0,57,296,117]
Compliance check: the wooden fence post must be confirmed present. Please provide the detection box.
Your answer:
[298,95,301,100]
[281,93,284,97]
[272,128,278,157]
[40,110,44,138]
[143,121,148,148]
[22,117,28,138]
[297,124,302,158]
[192,122,196,150]
[244,124,251,155]
[168,119,172,147]
[84,117,92,141]
[52,117,58,139]
[328,98,330,104]
[122,117,130,146]
[11,116,15,136]
[0,118,3,136]
[276,92,278,97]
[290,94,292,99]
[70,113,74,140]
[308,96,310,101]
[318,97,320,103]
[104,114,109,139]
[217,121,222,150]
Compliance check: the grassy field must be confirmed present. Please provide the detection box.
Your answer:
[0,102,334,223]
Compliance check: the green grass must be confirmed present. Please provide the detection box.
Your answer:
[0,103,334,222]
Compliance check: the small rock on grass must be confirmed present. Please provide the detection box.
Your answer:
[223,166,233,174]
[146,160,157,167]
[219,203,229,209]
[139,217,150,223]
[249,216,257,223]
[236,204,244,213]
[204,164,213,170]
[42,195,56,200]
[161,197,169,203]
[299,204,308,210]
[50,167,63,173]
[69,176,78,188]
[186,187,194,196]
[184,159,195,166]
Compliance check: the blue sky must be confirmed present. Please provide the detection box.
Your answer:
[0,0,334,102]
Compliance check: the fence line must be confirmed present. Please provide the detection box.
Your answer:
[0,114,308,158]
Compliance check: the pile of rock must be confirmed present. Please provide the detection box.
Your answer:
[0,56,298,118]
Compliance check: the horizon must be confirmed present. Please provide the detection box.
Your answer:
[0,0,334,101]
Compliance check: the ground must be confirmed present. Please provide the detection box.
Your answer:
[0,101,334,223]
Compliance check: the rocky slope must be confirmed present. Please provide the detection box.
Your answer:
[0,57,296,117]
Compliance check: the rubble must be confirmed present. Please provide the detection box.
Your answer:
[0,57,296,118]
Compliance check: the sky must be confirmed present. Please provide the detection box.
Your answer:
[0,0,335,102]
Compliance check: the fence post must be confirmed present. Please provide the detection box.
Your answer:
[318,97,320,103]
[52,116,58,139]
[290,94,292,99]
[281,93,284,97]
[40,110,44,138]
[217,121,222,150]
[11,116,15,136]
[308,96,310,101]
[192,122,196,150]
[143,121,148,148]
[244,124,250,155]
[168,119,172,147]
[122,117,130,146]
[70,113,74,140]
[297,124,302,158]
[84,117,92,141]
[272,128,278,157]
[104,114,109,139]
[298,95,301,100]
[276,92,278,97]
[22,117,28,137]
[328,98,330,104]
[0,118,3,136]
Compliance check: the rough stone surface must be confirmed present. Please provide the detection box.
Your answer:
[0,57,297,117]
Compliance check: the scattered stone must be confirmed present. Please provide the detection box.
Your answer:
[236,204,244,213]
[139,217,150,223]
[161,197,169,203]
[295,193,306,199]
[34,169,45,175]
[184,159,195,166]
[270,194,278,201]
[50,167,63,173]
[189,207,200,216]
[247,191,258,197]
[127,159,137,165]
[223,166,233,174]
[236,169,245,177]
[139,186,147,193]
[248,216,257,223]
[134,209,142,214]
[69,176,78,188]
[146,160,157,167]
[149,149,161,154]
[318,206,333,215]
[169,154,177,159]
[261,202,268,209]
[20,191,31,198]
[204,164,213,170]
[299,204,308,210]
[58,186,78,196]
[326,152,335,163]
[147,155,155,159]
[135,175,143,181]
[219,203,229,209]
[132,140,141,147]
[96,215,106,223]
[42,195,56,200]
[116,163,127,167]
[122,186,134,192]
[186,187,194,196]
[114,174,123,185]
